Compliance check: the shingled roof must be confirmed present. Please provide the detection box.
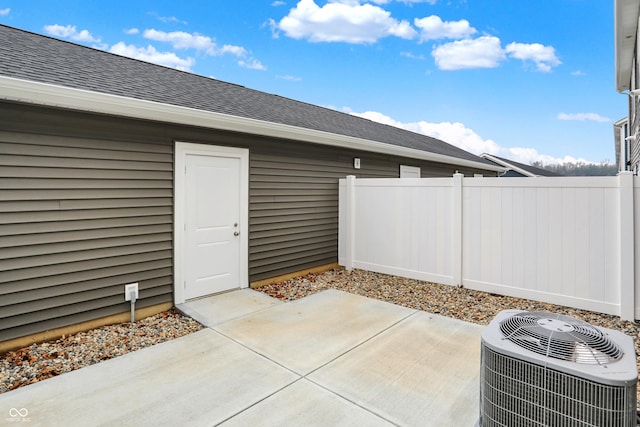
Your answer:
[0,24,497,168]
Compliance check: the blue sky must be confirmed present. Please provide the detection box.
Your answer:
[0,0,621,165]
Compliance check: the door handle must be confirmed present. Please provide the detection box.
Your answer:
[234,231,240,236]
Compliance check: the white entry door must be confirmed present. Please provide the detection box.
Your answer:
[175,143,248,303]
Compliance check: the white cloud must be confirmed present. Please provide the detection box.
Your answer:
[0,8,10,16]
[108,42,195,71]
[350,110,501,155]
[272,0,286,5]
[414,15,476,41]
[238,59,267,70]
[349,109,587,165]
[571,70,586,76]
[413,120,501,154]
[219,44,248,56]
[74,29,99,43]
[401,51,426,60]
[431,37,561,72]
[143,29,216,52]
[158,15,188,25]
[267,18,281,38]
[277,74,303,81]
[557,112,610,123]
[124,28,140,35]
[141,29,264,69]
[276,0,417,43]
[505,42,561,72]
[44,24,101,43]
[432,35,504,70]
[142,29,259,62]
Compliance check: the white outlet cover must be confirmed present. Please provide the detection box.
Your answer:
[124,283,139,301]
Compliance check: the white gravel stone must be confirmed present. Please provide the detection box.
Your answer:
[0,308,203,394]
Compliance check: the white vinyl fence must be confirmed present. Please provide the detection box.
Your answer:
[338,173,639,320]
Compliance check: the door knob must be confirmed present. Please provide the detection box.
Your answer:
[234,231,240,236]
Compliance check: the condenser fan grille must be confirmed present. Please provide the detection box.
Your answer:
[499,312,623,364]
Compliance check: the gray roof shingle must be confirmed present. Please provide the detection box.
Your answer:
[0,24,491,165]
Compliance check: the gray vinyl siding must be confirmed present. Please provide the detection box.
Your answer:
[1,102,496,341]
[0,127,173,341]
[250,153,341,280]
[249,143,401,281]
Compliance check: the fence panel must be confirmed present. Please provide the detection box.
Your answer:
[339,178,455,285]
[339,174,637,319]
[461,177,620,316]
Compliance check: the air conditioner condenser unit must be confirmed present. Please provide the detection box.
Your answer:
[478,310,637,427]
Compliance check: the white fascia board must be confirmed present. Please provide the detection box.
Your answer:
[615,0,640,92]
[0,75,504,173]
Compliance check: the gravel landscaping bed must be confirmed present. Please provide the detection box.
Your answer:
[2,267,639,412]
[258,269,640,332]
[0,309,203,394]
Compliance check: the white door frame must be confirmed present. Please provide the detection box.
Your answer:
[174,141,249,304]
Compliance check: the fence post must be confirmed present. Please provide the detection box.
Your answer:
[452,172,463,286]
[618,171,635,321]
[345,175,356,272]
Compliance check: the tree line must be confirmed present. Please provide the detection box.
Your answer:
[531,161,619,176]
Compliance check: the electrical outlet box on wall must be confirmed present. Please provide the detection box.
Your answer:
[124,283,139,301]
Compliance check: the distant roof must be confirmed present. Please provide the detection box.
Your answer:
[480,154,563,177]
[0,24,500,171]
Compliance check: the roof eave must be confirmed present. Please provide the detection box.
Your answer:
[615,0,640,92]
[0,76,504,173]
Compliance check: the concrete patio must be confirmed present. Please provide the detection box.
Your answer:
[0,289,482,426]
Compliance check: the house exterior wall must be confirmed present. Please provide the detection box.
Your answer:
[0,101,496,341]
[1,105,175,341]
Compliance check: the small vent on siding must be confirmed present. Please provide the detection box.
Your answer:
[499,311,623,365]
